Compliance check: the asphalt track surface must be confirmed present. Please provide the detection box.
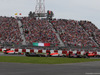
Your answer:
[0,61,100,75]
[0,52,100,75]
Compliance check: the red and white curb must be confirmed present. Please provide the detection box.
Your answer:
[0,48,100,55]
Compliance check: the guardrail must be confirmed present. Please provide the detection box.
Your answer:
[0,48,100,55]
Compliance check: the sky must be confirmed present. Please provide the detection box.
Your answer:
[0,0,100,29]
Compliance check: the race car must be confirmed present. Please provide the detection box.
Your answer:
[83,52,96,58]
[25,52,46,57]
[47,52,65,57]
[68,53,82,58]
[3,50,23,55]
[88,53,96,57]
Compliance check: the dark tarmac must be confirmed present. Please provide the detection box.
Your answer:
[0,61,100,75]
[0,52,100,75]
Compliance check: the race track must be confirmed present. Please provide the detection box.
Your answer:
[0,52,100,75]
[0,61,100,75]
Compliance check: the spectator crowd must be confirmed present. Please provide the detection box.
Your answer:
[51,19,97,47]
[79,21,100,46]
[0,16,23,44]
[21,17,59,45]
[0,16,100,48]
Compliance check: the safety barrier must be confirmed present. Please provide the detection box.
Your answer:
[0,48,100,55]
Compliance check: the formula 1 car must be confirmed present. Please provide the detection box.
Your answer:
[88,53,96,57]
[83,52,96,58]
[47,52,65,57]
[25,52,46,57]
[3,50,23,55]
[68,53,82,58]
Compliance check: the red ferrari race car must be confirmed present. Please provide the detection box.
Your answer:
[84,52,96,58]
[3,50,23,55]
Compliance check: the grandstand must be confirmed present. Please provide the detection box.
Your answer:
[0,16,100,51]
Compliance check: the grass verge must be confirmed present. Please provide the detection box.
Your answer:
[0,56,100,64]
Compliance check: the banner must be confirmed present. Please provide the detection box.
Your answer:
[33,43,50,46]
